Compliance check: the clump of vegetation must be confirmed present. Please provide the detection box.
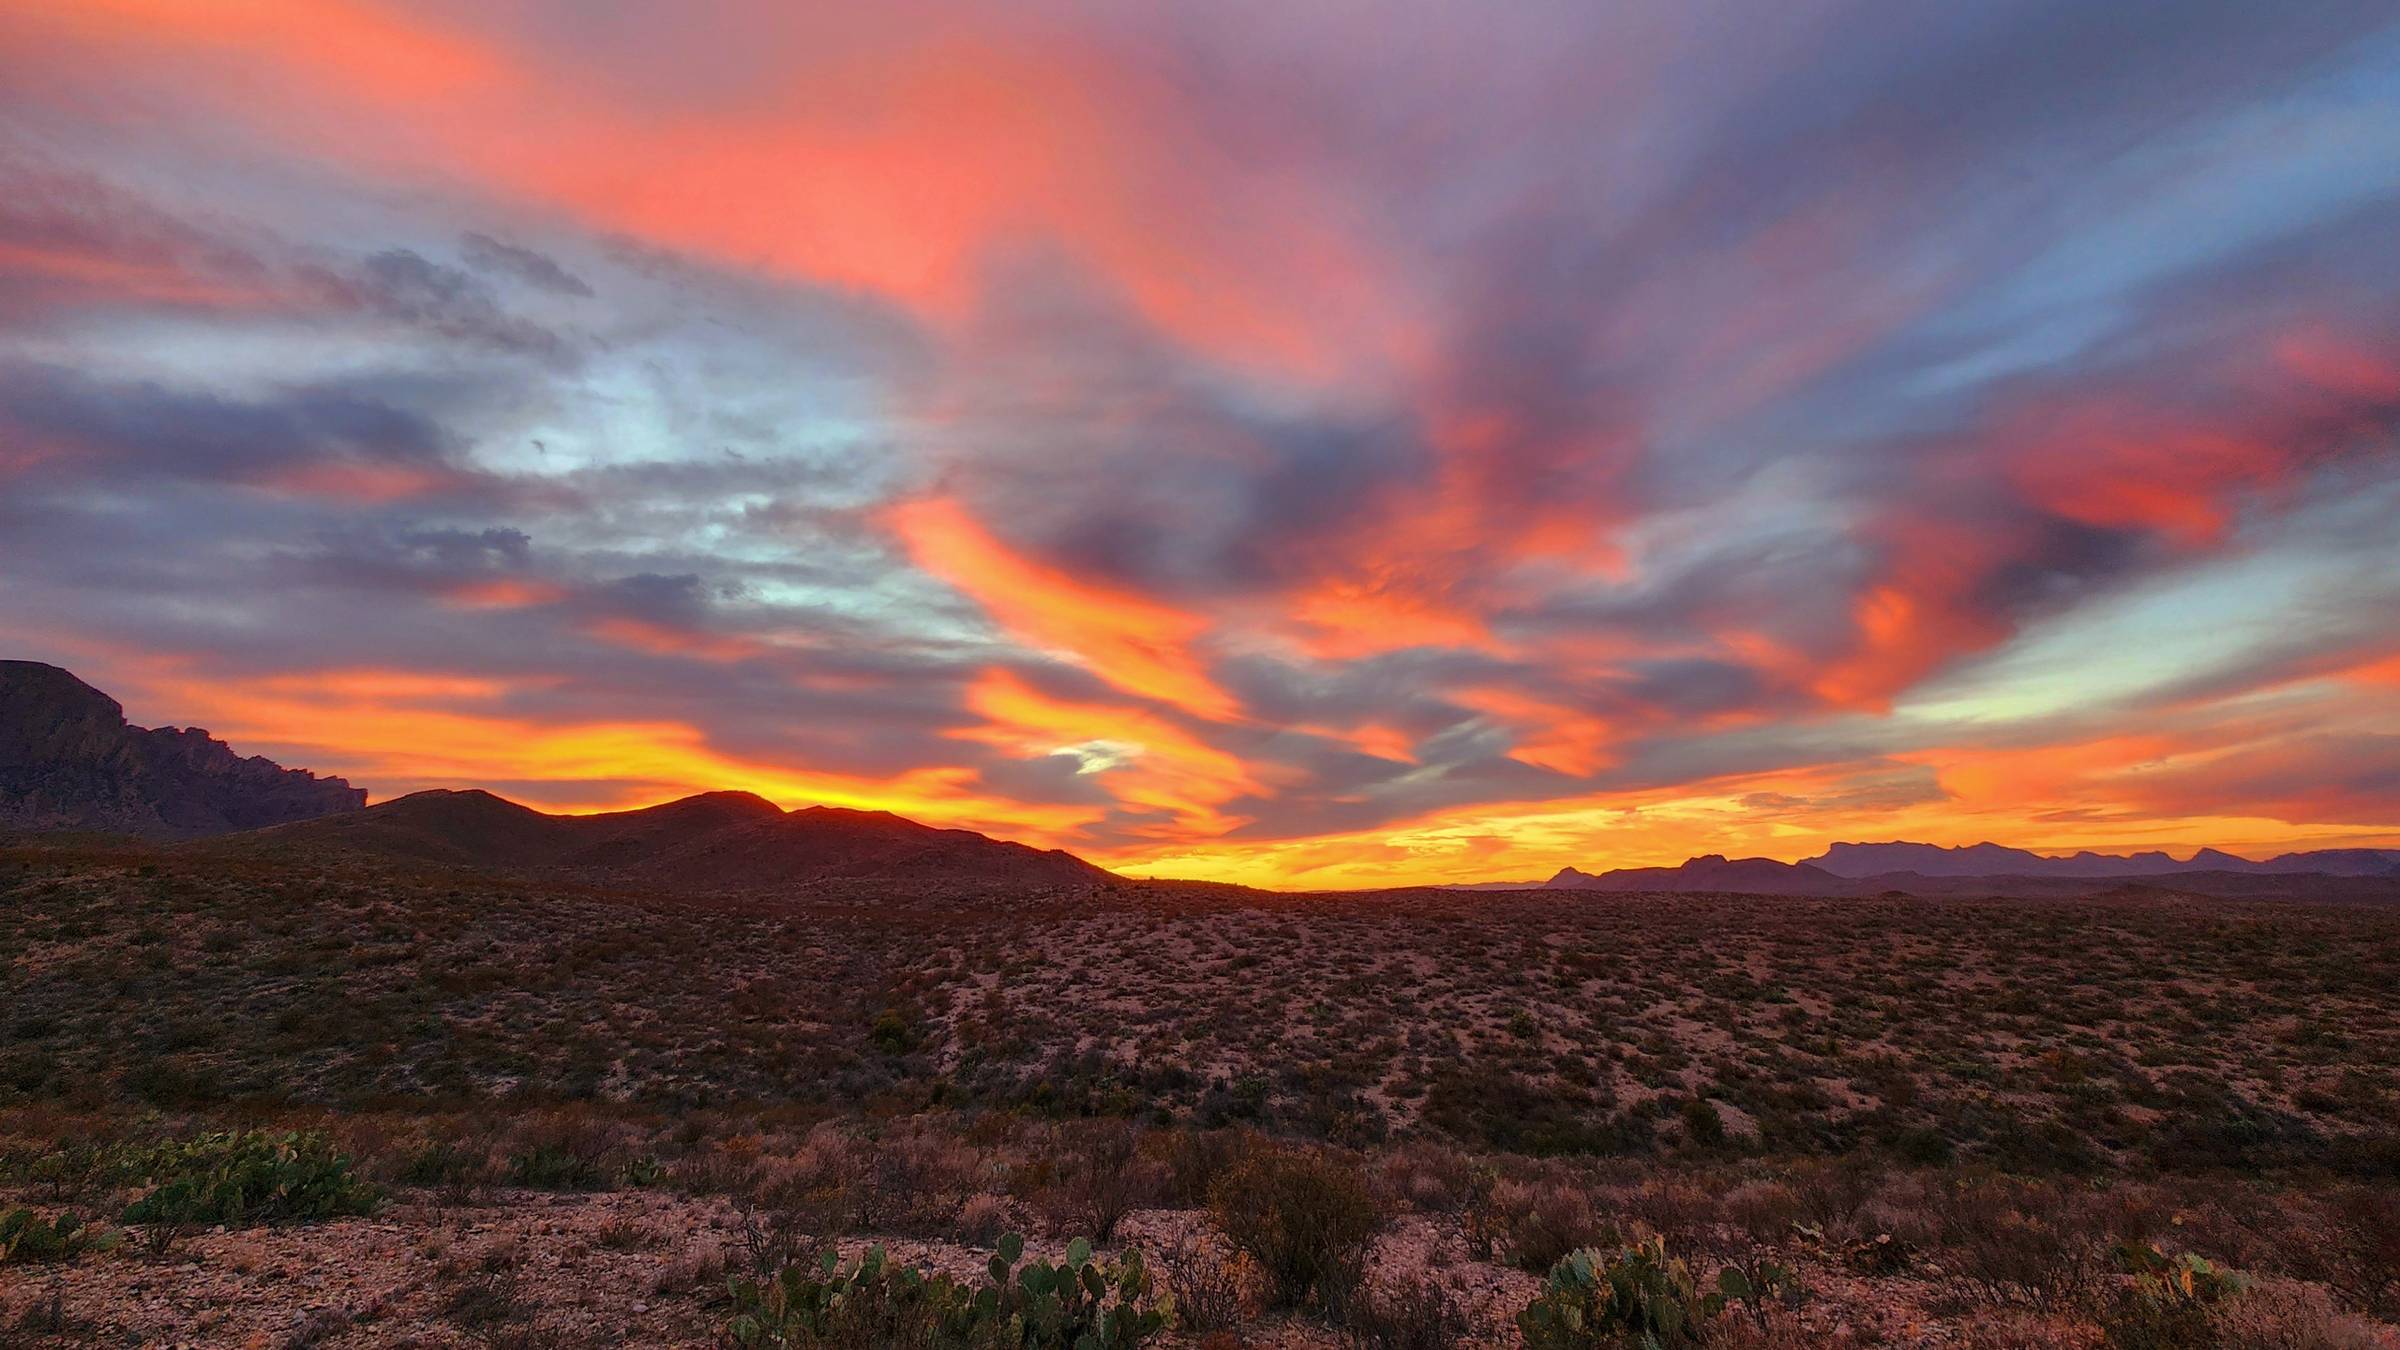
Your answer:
[869,1008,920,1055]
[1207,1145,1387,1312]
[1346,1271,1472,1349]
[1520,1238,1718,1349]
[726,1233,1163,1348]
[2096,1243,2247,1349]
[507,1142,609,1191]
[1477,1176,1617,1273]
[0,1208,112,1265]
[1517,1237,1801,1349]
[397,1140,490,1192]
[115,1130,380,1248]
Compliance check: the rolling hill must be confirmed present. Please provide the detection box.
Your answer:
[229,786,1115,892]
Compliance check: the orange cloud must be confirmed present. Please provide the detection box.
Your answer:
[2276,328,2400,401]
[2007,405,2293,547]
[1294,721,1418,764]
[952,667,1262,838]
[1282,574,1501,660]
[441,578,568,610]
[3,2,1414,386]
[891,497,1242,721]
[1451,685,1616,777]
[253,460,458,503]
[1810,521,2016,712]
[1901,734,2183,810]
[2346,652,2400,687]
[582,617,768,664]
[10,0,508,111]
[0,239,281,313]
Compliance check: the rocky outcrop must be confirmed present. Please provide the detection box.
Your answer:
[0,661,366,837]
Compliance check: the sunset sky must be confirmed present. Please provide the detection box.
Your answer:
[2,1,2397,886]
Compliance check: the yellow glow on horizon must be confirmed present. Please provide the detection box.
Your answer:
[69,657,2400,892]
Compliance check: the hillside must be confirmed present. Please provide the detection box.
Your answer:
[226,786,1115,892]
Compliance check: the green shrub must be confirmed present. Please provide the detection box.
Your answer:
[0,1208,113,1265]
[117,1131,381,1237]
[870,1008,919,1055]
[726,1232,1163,1349]
[1678,1098,1727,1151]
[729,1243,948,1346]
[2097,1244,2247,1350]
[1207,1146,1386,1311]
[1517,1236,1799,1349]
[981,1234,1163,1349]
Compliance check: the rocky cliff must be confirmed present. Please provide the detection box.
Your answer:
[0,661,365,836]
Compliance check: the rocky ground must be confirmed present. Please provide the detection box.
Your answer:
[8,1180,2396,1348]
[0,1189,2140,1348]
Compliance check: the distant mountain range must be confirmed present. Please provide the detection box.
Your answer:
[1526,839,2400,899]
[1,661,363,836]
[227,787,1113,892]
[1807,840,2400,879]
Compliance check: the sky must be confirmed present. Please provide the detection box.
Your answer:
[1,0,2397,887]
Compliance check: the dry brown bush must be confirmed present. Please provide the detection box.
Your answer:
[1208,1143,1389,1312]
[1485,1175,1613,1272]
[1927,1175,2113,1312]
[2209,1277,2394,1350]
[1343,1269,1471,1348]
[1156,1232,1257,1334]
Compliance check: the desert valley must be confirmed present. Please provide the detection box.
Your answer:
[3,662,2396,1347]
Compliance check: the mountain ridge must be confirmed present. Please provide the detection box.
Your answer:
[1807,839,2400,879]
[1548,854,1850,894]
[1514,841,2400,899]
[226,786,1115,893]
